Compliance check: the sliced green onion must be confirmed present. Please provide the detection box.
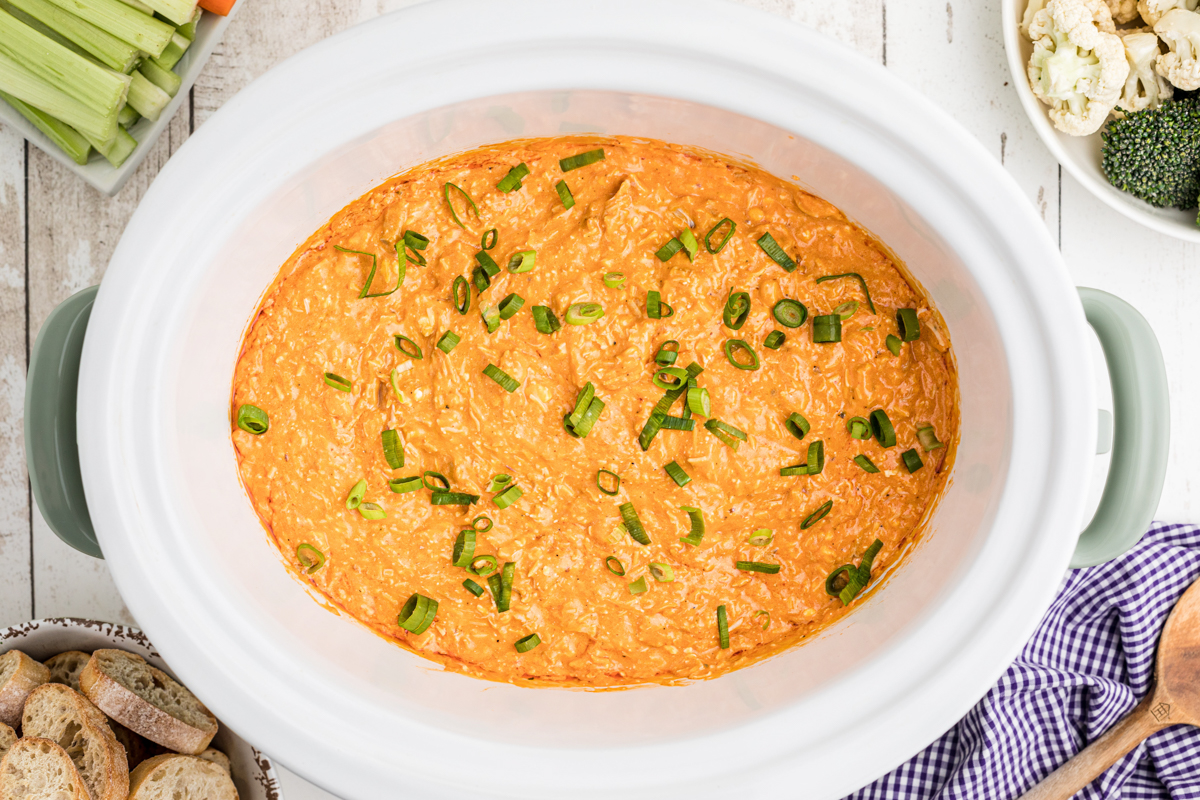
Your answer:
[568,382,595,429]
[650,562,675,582]
[654,366,689,390]
[679,505,705,546]
[453,276,471,315]
[660,415,694,431]
[431,492,479,506]
[437,331,461,354]
[723,291,750,330]
[381,429,404,469]
[679,229,699,261]
[756,232,796,272]
[785,412,810,440]
[597,469,621,496]
[389,476,423,493]
[870,409,897,447]
[499,561,515,612]
[559,148,605,171]
[646,290,674,319]
[423,471,451,493]
[452,530,477,568]
[324,372,352,392]
[566,302,604,325]
[463,578,485,597]
[507,250,536,273]
[573,398,606,437]
[397,593,438,634]
[628,576,649,595]
[498,293,525,320]
[901,448,924,473]
[705,418,747,451]
[479,228,498,250]
[476,251,501,277]
[493,484,524,509]
[333,243,397,299]
[358,503,387,520]
[481,304,501,333]
[917,424,945,451]
[236,404,269,435]
[717,605,730,649]
[812,314,842,343]
[816,272,876,315]
[687,387,711,416]
[764,331,785,350]
[470,555,498,577]
[296,543,325,574]
[655,340,679,366]
[404,229,430,254]
[779,464,809,477]
[723,339,759,370]
[473,515,494,532]
[847,417,871,440]
[620,502,650,545]
[747,529,773,547]
[755,610,770,630]
[496,162,530,192]
[834,301,859,320]
[825,565,855,597]
[487,474,513,493]
[773,299,807,328]
[897,308,921,341]
[532,305,562,334]
[473,266,492,296]
[806,440,825,475]
[603,272,625,289]
[640,361,704,450]
[664,460,691,487]
[854,454,880,473]
[555,179,575,209]
[346,479,367,509]
[514,633,541,653]
[704,218,736,253]
[836,539,884,605]
[443,182,480,228]
[655,238,683,262]
[394,334,423,360]
[736,560,780,574]
[801,500,834,529]
[885,334,902,356]
[483,363,519,392]
[487,573,502,607]
[604,556,626,577]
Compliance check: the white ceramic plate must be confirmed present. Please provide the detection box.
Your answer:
[0,618,284,800]
[1001,0,1200,241]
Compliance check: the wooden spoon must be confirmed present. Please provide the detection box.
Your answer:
[1019,577,1200,800]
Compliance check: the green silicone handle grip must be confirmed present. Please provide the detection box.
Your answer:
[1073,288,1169,568]
[24,285,103,559]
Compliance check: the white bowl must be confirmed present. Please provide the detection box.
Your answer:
[67,0,1134,797]
[1001,0,1200,241]
[0,618,283,799]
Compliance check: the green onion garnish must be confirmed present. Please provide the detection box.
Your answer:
[655,340,679,366]
[296,543,325,574]
[334,245,403,299]
[470,555,498,577]
[402,230,429,265]
[801,500,833,529]
[885,334,902,356]
[346,479,367,509]
[559,149,605,171]
[660,415,694,431]
[499,561,515,611]
[493,484,524,509]
[423,471,450,492]
[736,560,780,574]
[853,454,880,473]
[650,562,675,582]
[901,448,924,473]
[704,418,747,450]
[382,430,404,469]
[772,299,807,328]
[747,529,773,547]
[704,218,736,253]
[389,476,423,493]
[473,515,494,532]
[825,565,854,597]
[498,293,525,320]
[723,291,751,330]
[785,412,810,440]
[484,363,519,392]
[723,339,759,370]
[431,492,479,506]
[496,162,530,192]
[481,228,498,250]
[481,305,500,333]
[487,474,513,493]
[629,576,649,595]
[397,593,438,635]
[567,382,595,429]
[834,301,859,320]
[679,229,699,261]
[756,232,796,271]
[815,272,877,315]
[572,398,606,437]
[514,633,541,653]
[324,372,352,392]
[639,361,704,450]
[566,302,604,325]
[916,424,945,451]
[664,460,691,487]
[597,469,621,496]
[394,334,423,360]
[812,315,842,343]
[620,502,650,545]
[358,503,387,520]
[532,305,562,334]
[870,409,897,447]
[755,610,771,630]
[236,404,269,435]
[606,556,626,576]
[717,605,730,649]
[463,579,485,597]
[443,182,480,229]
[779,464,809,477]
[507,250,536,273]
[847,417,871,439]
[452,530,477,568]
[806,440,825,474]
[655,238,683,262]
[453,276,471,315]
[476,251,501,277]
[437,331,461,354]
[603,272,626,289]
[826,539,884,605]
[764,331,785,350]
[687,387,711,416]
[653,366,689,390]
[645,290,675,319]
[473,267,492,296]
[555,179,575,209]
[897,308,921,341]
[487,573,502,607]
[679,505,705,546]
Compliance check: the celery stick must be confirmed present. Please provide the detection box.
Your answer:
[174,5,197,39]
[41,0,173,57]
[137,57,176,96]
[116,101,135,125]
[0,49,116,142]
[5,0,139,72]
[125,67,165,120]
[136,0,192,26]
[0,88,90,163]
[151,30,187,69]
[84,122,134,166]
[115,0,152,12]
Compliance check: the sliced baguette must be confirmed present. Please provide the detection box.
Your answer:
[128,754,238,800]
[0,723,14,761]
[107,722,158,770]
[21,684,128,800]
[0,651,50,728]
[43,654,90,694]
[195,748,230,774]
[79,651,217,755]
[0,737,89,800]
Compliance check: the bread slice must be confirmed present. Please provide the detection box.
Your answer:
[128,754,238,800]
[0,737,89,800]
[79,651,217,755]
[195,748,230,774]
[43,653,90,694]
[107,722,158,770]
[0,723,14,762]
[0,651,50,728]
[21,684,129,800]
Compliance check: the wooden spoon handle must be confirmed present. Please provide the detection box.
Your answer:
[1018,694,1167,800]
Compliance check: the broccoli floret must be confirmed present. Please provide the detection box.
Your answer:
[1100,96,1200,209]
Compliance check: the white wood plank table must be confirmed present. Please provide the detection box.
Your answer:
[0,1,1195,797]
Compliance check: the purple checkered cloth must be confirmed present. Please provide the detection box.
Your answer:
[852,522,1200,800]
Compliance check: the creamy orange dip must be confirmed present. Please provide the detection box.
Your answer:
[232,135,958,687]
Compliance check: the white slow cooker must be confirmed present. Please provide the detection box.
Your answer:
[25,1,1170,797]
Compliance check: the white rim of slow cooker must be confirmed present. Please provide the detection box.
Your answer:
[77,1,1095,798]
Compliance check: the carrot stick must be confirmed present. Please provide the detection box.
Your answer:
[198,0,234,15]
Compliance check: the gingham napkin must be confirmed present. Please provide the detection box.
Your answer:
[852,522,1200,800]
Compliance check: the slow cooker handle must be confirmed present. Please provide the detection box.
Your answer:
[24,285,103,559]
[1073,287,1169,568]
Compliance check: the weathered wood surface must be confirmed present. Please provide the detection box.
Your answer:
[0,1,1194,796]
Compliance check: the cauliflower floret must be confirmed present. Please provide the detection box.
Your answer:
[1028,0,1130,135]
[1155,8,1200,88]
[1104,0,1142,21]
[1117,29,1173,112]
[1021,0,1048,38]
[1138,0,1199,26]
